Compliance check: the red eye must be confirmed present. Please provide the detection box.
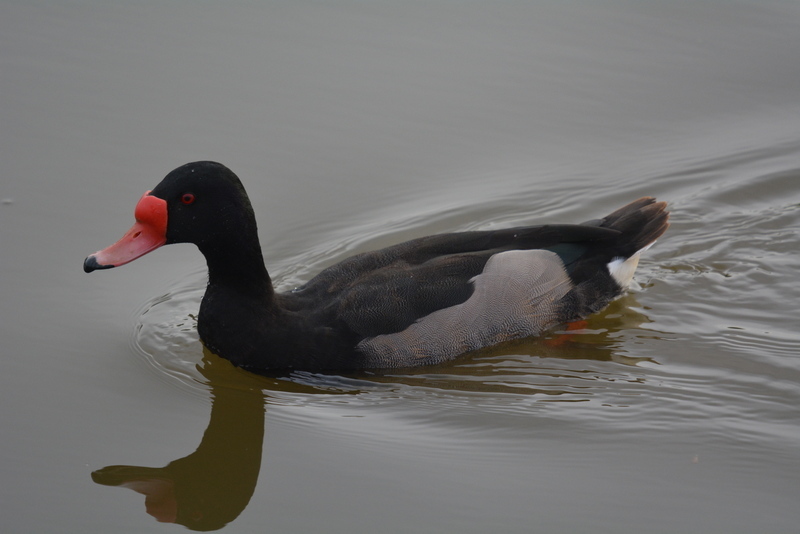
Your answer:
[181,193,195,205]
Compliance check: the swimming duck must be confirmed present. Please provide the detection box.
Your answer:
[84,161,669,373]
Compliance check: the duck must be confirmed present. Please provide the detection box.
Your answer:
[84,161,669,374]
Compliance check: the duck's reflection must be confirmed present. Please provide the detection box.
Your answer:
[91,294,658,530]
[92,353,267,531]
[92,350,354,530]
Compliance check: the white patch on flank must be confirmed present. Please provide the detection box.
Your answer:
[607,241,655,288]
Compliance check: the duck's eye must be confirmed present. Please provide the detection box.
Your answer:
[181,193,196,205]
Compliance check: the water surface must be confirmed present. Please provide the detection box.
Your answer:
[2,2,800,533]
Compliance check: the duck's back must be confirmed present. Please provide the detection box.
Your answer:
[289,224,613,332]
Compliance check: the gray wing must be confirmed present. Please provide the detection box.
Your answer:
[357,249,573,368]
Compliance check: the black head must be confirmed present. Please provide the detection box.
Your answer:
[84,161,264,275]
[151,161,259,252]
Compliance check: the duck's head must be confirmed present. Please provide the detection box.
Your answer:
[84,161,258,273]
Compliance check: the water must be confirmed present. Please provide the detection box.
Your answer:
[2,1,800,532]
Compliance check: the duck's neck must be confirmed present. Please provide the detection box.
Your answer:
[197,235,287,369]
[200,237,275,300]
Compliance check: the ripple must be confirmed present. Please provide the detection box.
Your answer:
[131,273,208,397]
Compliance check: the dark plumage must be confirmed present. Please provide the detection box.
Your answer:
[85,161,669,374]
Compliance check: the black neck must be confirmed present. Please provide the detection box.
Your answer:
[200,236,275,299]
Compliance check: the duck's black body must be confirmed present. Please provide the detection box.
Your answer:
[85,162,669,374]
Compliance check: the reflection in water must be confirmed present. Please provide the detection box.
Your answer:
[92,350,356,531]
[92,354,267,531]
[94,293,656,530]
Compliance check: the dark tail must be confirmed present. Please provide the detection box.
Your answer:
[599,197,670,258]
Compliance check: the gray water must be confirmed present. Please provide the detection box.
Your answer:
[2,2,800,532]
